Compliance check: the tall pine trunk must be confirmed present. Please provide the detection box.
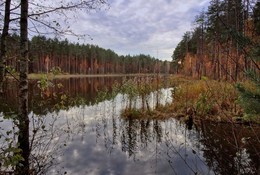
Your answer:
[16,0,30,174]
[0,0,11,94]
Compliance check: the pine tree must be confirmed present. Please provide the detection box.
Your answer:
[236,2,260,121]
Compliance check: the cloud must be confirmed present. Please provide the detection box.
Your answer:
[68,0,210,61]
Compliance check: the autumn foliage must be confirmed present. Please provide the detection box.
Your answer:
[172,1,260,82]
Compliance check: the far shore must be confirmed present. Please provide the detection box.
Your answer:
[27,73,169,79]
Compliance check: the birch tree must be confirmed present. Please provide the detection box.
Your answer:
[0,1,108,174]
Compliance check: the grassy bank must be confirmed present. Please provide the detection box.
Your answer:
[121,76,260,124]
[170,79,239,119]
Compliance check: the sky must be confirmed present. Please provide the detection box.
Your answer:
[68,0,211,61]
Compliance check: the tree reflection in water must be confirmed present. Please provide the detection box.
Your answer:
[0,77,259,175]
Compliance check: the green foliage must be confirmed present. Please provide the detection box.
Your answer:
[95,88,110,103]
[5,65,16,75]
[172,32,197,62]
[1,146,24,168]
[139,80,152,96]
[95,81,121,104]
[120,79,139,100]
[245,69,260,86]
[196,91,215,116]
[237,71,260,119]
[36,66,62,97]
[110,81,121,98]
[6,34,172,75]
[37,75,54,91]
[0,122,23,169]
[249,45,260,62]
[50,66,62,75]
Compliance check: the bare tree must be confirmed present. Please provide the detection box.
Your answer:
[0,0,108,174]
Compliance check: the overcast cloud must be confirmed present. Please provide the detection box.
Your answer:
[68,0,210,61]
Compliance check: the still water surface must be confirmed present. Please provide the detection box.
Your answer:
[0,77,259,175]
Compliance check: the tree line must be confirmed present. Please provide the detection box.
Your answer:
[0,1,111,174]
[172,0,260,81]
[0,1,173,173]
[172,0,260,125]
[3,34,173,75]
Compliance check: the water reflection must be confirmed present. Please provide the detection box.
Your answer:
[49,93,258,175]
[199,122,260,175]
[1,77,123,115]
[0,77,259,175]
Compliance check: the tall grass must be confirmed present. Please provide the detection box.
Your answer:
[97,75,259,123]
[170,79,249,122]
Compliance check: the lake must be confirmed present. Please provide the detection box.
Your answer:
[0,76,259,175]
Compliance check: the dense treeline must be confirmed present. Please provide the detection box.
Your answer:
[172,0,260,81]
[3,34,172,75]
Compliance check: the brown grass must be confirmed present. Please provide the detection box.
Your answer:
[122,78,259,124]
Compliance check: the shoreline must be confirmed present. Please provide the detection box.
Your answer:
[7,73,171,80]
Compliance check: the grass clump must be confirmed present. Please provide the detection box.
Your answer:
[169,79,242,122]
[121,107,174,120]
